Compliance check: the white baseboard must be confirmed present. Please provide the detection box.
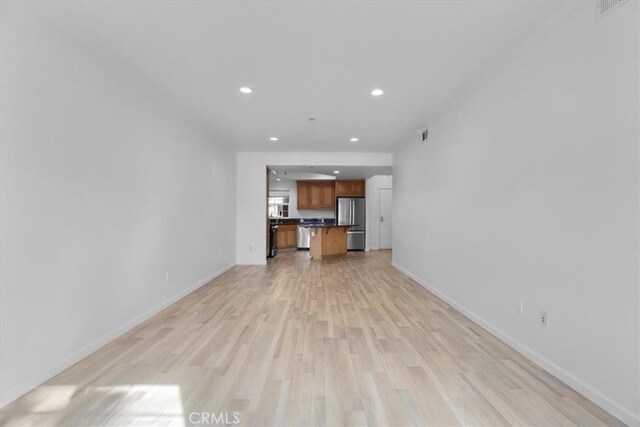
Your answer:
[391,261,640,427]
[0,263,235,408]
[236,257,267,266]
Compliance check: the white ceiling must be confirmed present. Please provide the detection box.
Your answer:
[48,1,565,153]
[269,165,392,182]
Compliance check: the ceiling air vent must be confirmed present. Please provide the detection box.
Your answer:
[596,0,630,20]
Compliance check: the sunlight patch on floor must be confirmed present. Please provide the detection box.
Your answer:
[90,384,185,426]
[29,385,77,413]
[0,384,186,427]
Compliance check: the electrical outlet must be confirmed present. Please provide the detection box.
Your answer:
[516,300,523,315]
[165,272,169,282]
[540,310,549,327]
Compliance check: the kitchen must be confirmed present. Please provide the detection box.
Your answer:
[267,166,392,260]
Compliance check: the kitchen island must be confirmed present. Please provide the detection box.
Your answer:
[308,224,355,260]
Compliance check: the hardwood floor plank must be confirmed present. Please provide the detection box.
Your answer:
[0,250,624,426]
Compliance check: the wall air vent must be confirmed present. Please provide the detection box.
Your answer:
[596,0,630,20]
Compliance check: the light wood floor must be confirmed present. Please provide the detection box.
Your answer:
[0,250,623,426]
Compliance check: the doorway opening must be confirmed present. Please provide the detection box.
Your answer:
[265,165,392,259]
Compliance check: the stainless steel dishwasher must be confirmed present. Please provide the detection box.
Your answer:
[297,225,310,249]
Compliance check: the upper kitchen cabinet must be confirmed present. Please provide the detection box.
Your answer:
[297,181,335,210]
[297,181,310,209]
[335,180,365,197]
[322,182,335,208]
[310,184,322,208]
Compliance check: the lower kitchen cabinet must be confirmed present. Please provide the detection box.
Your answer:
[276,224,297,249]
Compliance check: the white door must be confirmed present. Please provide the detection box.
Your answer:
[379,188,393,249]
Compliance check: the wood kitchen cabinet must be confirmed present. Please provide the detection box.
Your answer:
[297,181,335,210]
[335,180,365,197]
[310,184,322,208]
[297,181,310,209]
[276,224,297,249]
[322,183,335,208]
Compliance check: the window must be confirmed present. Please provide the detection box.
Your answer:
[269,190,290,218]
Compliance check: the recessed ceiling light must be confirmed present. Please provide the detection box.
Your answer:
[276,178,281,181]
[371,89,384,96]
[269,137,278,141]
[239,87,252,94]
[334,171,340,174]
[349,137,359,142]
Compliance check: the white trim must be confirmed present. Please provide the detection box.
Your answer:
[391,261,640,427]
[0,263,235,408]
[236,260,267,266]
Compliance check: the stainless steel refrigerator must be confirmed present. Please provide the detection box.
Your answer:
[337,197,366,250]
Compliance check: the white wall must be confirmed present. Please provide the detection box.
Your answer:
[393,2,639,424]
[365,175,393,250]
[269,178,335,219]
[0,4,236,407]
[237,152,392,265]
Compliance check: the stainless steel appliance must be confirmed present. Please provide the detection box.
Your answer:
[297,225,310,249]
[337,197,365,250]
